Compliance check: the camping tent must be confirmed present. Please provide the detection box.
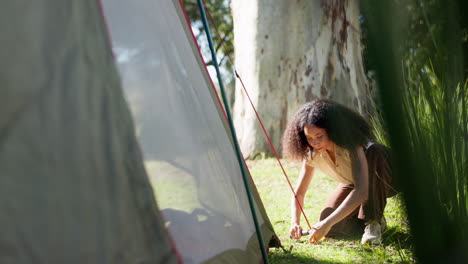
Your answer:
[1,0,280,263]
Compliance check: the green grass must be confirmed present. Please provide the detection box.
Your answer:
[146,160,201,212]
[246,158,414,264]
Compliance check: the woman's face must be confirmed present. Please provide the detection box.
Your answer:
[303,124,334,152]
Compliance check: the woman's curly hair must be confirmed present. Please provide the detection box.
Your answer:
[282,99,374,161]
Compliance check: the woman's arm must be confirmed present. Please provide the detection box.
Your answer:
[290,160,315,239]
[309,146,369,243]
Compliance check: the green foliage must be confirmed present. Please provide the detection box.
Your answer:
[399,0,468,248]
[247,158,414,263]
[182,0,235,109]
[401,59,468,236]
[361,0,468,262]
[182,0,234,72]
[362,0,468,79]
[367,95,391,147]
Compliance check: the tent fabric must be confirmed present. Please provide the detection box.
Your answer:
[100,0,280,263]
[0,1,179,263]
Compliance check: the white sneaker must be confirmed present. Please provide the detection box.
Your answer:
[361,219,383,245]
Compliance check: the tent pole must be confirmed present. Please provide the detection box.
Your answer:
[195,1,270,263]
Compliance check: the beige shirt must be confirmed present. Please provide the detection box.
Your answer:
[305,145,354,185]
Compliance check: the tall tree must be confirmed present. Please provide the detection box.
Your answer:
[232,0,370,158]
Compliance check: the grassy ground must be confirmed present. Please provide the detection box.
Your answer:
[246,158,415,264]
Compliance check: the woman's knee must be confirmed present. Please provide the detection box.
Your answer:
[319,207,335,221]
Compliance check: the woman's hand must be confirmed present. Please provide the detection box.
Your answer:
[289,224,303,239]
[308,220,332,244]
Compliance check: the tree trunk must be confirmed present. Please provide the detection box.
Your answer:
[232,0,369,158]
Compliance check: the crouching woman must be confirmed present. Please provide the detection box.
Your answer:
[283,99,396,245]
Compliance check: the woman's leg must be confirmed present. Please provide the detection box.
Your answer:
[319,183,365,237]
[358,143,395,221]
